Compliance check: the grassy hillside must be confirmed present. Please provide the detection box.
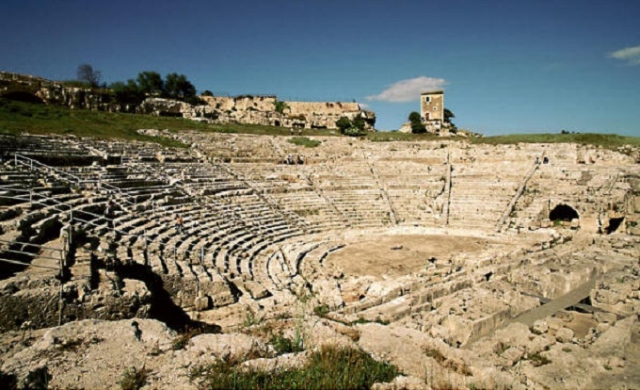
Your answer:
[0,98,336,146]
[2,98,638,150]
[472,132,640,148]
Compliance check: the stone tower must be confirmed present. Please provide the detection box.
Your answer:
[420,90,446,134]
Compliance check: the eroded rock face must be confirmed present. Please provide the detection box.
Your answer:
[0,71,117,111]
[0,275,152,331]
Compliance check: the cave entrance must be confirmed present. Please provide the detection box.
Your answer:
[605,217,624,234]
[1,91,45,104]
[549,204,579,225]
[274,120,281,127]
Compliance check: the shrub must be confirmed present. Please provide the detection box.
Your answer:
[269,331,304,355]
[274,100,289,114]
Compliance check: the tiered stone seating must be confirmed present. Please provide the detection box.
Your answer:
[306,160,392,228]
[373,158,448,227]
[447,146,535,229]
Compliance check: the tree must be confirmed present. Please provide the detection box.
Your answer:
[408,111,425,133]
[444,108,455,123]
[201,90,214,97]
[76,64,101,88]
[136,71,164,96]
[336,116,352,133]
[110,79,145,110]
[164,73,196,100]
[274,100,289,114]
[352,115,366,131]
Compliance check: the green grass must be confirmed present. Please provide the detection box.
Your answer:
[288,137,321,148]
[367,131,443,142]
[190,345,399,390]
[471,132,640,149]
[0,98,338,146]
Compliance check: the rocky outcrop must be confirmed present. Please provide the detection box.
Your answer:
[0,273,152,331]
[0,71,376,130]
[139,95,376,130]
[0,71,118,111]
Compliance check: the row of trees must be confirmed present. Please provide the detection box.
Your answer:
[76,64,202,108]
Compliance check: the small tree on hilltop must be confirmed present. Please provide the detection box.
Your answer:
[274,100,289,114]
[164,73,196,100]
[336,116,352,134]
[201,90,214,97]
[444,108,457,133]
[352,115,366,131]
[77,64,102,88]
[409,111,425,133]
[136,71,164,96]
[444,108,455,123]
[110,79,145,111]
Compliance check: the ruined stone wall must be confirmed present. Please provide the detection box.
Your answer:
[195,96,375,130]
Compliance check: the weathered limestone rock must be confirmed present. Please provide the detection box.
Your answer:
[532,319,549,335]
[555,327,574,343]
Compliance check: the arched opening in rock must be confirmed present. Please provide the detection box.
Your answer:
[605,217,624,234]
[549,204,579,223]
[274,120,281,127]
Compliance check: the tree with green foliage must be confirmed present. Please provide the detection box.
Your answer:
[336,116,352,133]
[444,108,455,123]
[136,71,164,96]
[274,100,289,114]
[76,64,102,88]
[164,73,196,100]
[201,90,213,97]
[109,80,145,110]
[409,111,425,133]
[352,115,366,131]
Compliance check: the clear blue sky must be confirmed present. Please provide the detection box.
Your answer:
[2,0,639,135]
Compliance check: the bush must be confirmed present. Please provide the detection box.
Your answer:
[269,331,304,355]
[274,100,289,114]
[343,126,365,137]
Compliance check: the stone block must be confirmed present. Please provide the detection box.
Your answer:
[594,311,617,324]
[194,295,211,312]
[501,347,525,366]
[555,327,574,343]
[532,320,549,335]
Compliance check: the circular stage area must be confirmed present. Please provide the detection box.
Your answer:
[324,233,505,277]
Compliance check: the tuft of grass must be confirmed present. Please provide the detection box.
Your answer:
[172,326,207,350]
[526,352,551,367]
[288,137,321,148]
[313,304,330,317]
[119,366,150,390]
[190,345,399,390]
